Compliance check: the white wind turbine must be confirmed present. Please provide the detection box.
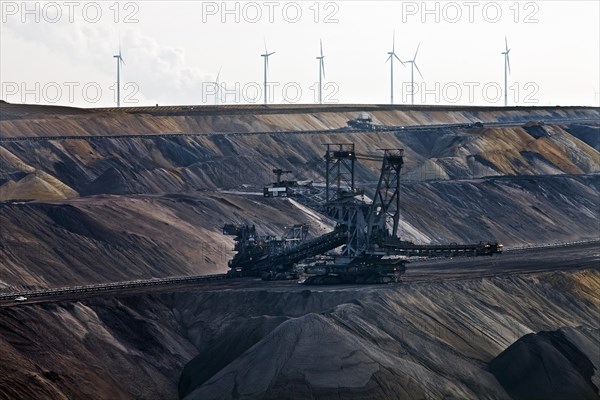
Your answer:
[502,36,511,107]
[316,39,326,104]
[113,41,125,107]
[212,67,223,105]
[403,43,423,105]
[386,30,404,104]
[261,42,275,105]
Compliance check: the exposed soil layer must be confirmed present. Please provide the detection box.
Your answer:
[0,192,334,290]
[1,174,597,291]
[1,104,598,201]
[0,103,598,399]
[1,122,598,200]
[2,269,598,400]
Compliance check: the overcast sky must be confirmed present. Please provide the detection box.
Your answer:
[1,0,599,107]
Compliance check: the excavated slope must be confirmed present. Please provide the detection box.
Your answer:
[178,270,600,400]
[0,192,333,291]
[0,103,598,399]
[1,123,598,200]
[1,102,597,137]
[1,175,597,291]
[1,269,598,400]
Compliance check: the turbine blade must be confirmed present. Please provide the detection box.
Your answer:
[320,39,323,58]
[216,67,222,83]
[414,62,423,79]
[321,59,325,78]
[505,36,508,52]
[394,53,404,66]
[386,54,392,63]
[118,33,124,65]
[507,54,511,74]
[392,30,396,53]
[414,42,421,61]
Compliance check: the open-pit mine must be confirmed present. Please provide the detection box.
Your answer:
[0,101,599,399]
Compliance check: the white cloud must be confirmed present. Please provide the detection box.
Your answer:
[1,7,213,107]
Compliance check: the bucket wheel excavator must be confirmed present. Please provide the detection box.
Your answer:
[224,143,502,284]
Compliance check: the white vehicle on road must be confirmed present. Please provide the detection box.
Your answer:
[14,296,27,302]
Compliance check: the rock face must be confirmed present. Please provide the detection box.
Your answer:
[490,329,600,400]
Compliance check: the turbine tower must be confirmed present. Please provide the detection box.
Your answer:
[212,67,222,105]
[113,42,125,107]
[261,42,275,105]
[386,30,404,104]
[402,43,422,105]
[502,36,511,107]
[316,39,326,104]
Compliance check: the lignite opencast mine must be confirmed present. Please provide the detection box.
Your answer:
[0,102,598,399]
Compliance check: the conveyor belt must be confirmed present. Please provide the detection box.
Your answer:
[229,226,348,274]
[384,241,503,257]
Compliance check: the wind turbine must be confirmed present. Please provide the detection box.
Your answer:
[502,36,511,107]
[403,43,422,105]
[113,42,125,107]
[316,39,326,104]
[212,67,222,105]
[386,30,404,104]
[261,42,275,105]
